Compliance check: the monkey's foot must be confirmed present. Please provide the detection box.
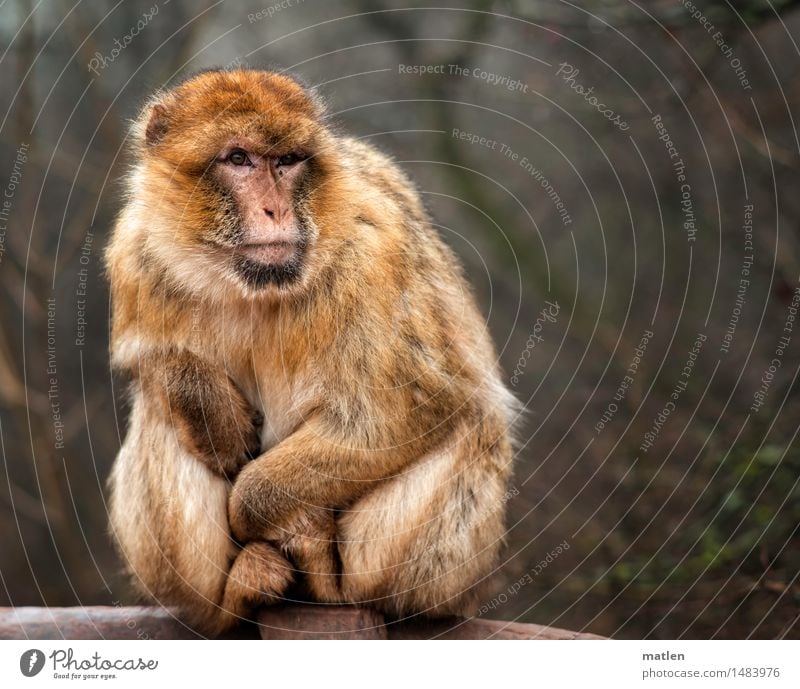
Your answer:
[276,511,343,604]
[301,568,344,604]
[223,541,294,617]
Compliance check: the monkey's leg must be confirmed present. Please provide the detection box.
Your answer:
[227,417,423,604]
[227,413,511,608]
[109,395,292,636]
[336,420,512,617]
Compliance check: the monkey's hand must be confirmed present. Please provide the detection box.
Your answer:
[227,415,410,543]
[228,455,343,604]
[228,462,313,544]
[227,414,426,603]
[140,348,262,479]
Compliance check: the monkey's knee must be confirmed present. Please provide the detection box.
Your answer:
[338,538,491,618]
[336,458,506,618]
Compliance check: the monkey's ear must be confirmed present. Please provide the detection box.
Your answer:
[144,103,169,146]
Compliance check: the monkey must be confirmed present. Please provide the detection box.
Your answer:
[106,68,517,636]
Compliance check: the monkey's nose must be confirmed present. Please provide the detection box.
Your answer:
[264,207,286,225]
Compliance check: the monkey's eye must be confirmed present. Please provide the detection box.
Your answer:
[227,149,252,166]
[277,152,306,167]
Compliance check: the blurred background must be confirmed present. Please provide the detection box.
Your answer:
[1,0,799,639]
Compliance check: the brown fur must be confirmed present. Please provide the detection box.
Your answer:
[139,348,263,478]
[106,69,517,634]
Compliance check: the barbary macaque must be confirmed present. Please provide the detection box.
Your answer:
[106,69,517,634]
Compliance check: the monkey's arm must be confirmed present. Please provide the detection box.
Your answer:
[132,348,262,479]
[228,414,424,542]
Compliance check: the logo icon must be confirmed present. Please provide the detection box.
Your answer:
[20,649,45,677]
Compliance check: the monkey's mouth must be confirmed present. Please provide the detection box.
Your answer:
[231,241,305,288]
[236,241,300,266]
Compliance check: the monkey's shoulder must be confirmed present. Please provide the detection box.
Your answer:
[338,137,424,207]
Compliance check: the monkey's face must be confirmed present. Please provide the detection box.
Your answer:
[139,69,331,298]
[210,139,313,290]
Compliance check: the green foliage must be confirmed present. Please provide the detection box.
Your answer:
[607,436,800,591]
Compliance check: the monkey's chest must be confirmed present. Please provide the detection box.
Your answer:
[239,372,304,452]
[210,329,312,452]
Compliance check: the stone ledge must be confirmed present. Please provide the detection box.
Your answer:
[0,606,606,640]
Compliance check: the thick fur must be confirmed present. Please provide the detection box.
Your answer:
[106,69,517,634]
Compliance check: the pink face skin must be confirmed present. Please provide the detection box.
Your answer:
[214,140,309,268]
